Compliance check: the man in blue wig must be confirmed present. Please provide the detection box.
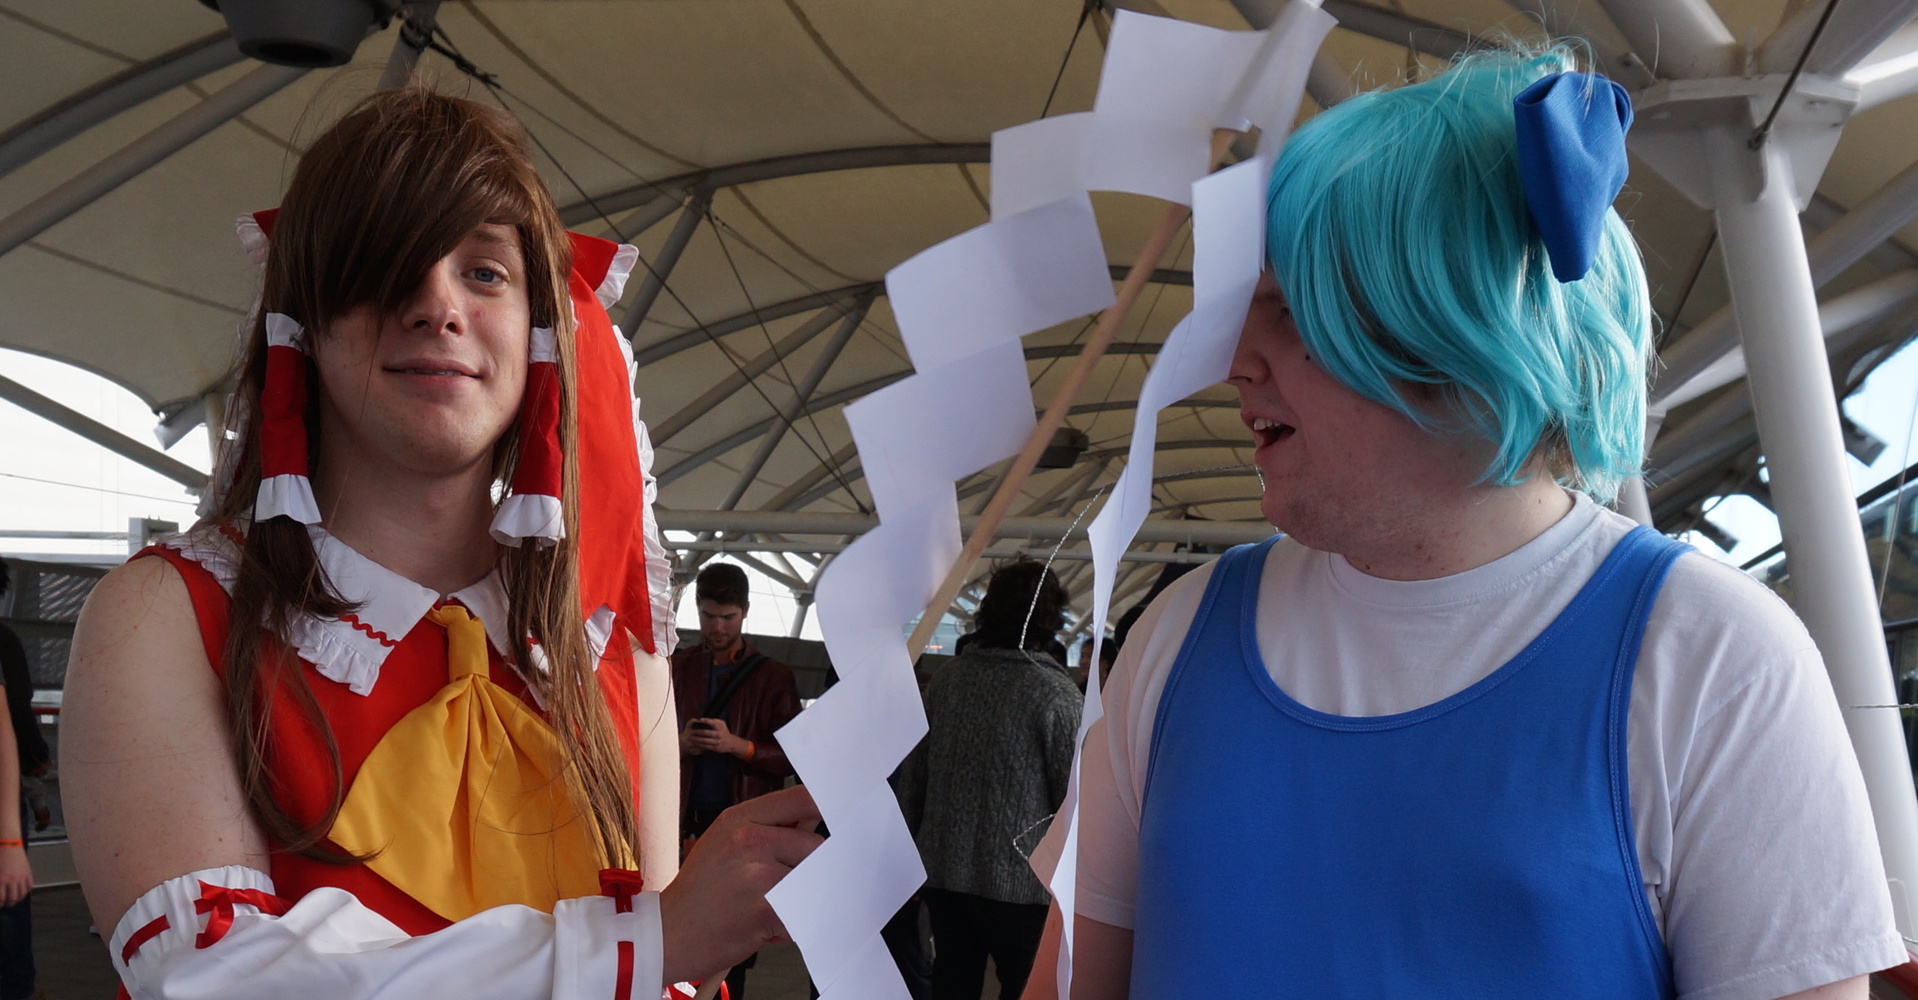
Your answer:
[1043,49,1904,1000]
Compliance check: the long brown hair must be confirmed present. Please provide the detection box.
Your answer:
[214,88,638,869]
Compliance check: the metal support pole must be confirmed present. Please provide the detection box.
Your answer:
[1709,125,1918,936]
[719,295,872,510]
[622,191,712,334]
[0,61,306,261]
[790,592,813,638]
[0,372,208,490]
[1590,0,1735,77]
[203,390,226,458]
[1657,156,1918,405]
[608,192,694,245]
[0,31,244,182]
[377,2,441,90]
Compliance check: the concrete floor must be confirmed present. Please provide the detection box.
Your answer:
[28,886,120,1000]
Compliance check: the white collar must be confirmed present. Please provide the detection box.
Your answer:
[297,525,514,696]
[164,522,516,697]
[164,522,619,697]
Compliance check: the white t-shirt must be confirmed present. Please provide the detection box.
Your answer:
[1075,493,1905,1000]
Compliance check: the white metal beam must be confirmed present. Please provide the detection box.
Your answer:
[1760,0,1918,77]
[1658,267,1918,411]
[1849,21,1918,109]
[0,372,207,490]
[650,298,857,447]
[718,294,873,511]
[0,31,244,181]
[1704,121,1918,936]
[655,508,1274,546]
[376,2,441,90]
[0,62,306,261]
[620,190,712,334]
[1654,153,1918,405]
[1592,0,1735,77]
[671,537,1217,565]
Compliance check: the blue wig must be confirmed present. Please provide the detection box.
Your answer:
[1265,48,1651,502]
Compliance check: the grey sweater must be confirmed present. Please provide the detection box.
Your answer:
[899,645,1084,905]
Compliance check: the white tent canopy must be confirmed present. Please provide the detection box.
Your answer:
[2,0,1918,592]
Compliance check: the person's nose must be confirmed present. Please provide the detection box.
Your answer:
[1226,310,1267,388]
[400,261,466,337]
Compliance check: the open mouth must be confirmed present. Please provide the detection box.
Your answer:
[1250,417,1296,448]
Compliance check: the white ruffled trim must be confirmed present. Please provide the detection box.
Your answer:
[234,214,270,267]
[160,523,243,592]
[491,492,564,547]
[597,243,640,309]
[630,414,676,657]
[111,865,274,981]
[263,313,305,350]
[254,474,321,525]
[160,522,537,699]
[285,616,385,696]
[584,605,616,666]
[529,326,557,364]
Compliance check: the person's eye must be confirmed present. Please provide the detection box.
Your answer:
[469,266,507,285]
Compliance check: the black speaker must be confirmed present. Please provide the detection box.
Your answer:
[197,0,383,68]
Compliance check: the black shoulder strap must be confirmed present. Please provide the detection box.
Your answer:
[702,652,767,719]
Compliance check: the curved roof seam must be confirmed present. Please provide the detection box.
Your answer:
[27,241,245,316]
[780,0,943,145]
[459,0,699,168]
[724,186,861,284]
[0,5,133,64]
[558,144,992,225]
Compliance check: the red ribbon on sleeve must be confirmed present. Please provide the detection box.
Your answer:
[193,882,290,950]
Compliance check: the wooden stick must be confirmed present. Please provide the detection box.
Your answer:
[905,130,1237,657]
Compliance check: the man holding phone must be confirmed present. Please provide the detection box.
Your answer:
[673,563,801,1000]
[673,563,801,838]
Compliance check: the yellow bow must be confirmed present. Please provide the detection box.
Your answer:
[330,603,601,920]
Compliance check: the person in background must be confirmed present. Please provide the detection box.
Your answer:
[0,559,45,1000]
[674,562,801,1000]
[1073,637,1117,691]
[900,560,1081,1000]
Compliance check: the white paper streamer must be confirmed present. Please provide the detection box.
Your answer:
[777,5,1332,997]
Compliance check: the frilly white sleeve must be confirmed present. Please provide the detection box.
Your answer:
[112,866,663,1000]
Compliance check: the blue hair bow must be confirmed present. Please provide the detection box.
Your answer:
[1512,72,1633,282]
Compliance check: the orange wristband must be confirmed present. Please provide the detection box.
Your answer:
[740,741,756,763]
[0,840,24,849]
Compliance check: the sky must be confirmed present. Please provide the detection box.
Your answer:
[6,337,1918,641]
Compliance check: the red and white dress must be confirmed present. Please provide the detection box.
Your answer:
[109,522,679,1000]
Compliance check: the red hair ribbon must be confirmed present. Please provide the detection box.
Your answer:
[490,325,564,546]
[254,313,321,524]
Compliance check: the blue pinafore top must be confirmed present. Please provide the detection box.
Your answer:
[1130,527,1686,998]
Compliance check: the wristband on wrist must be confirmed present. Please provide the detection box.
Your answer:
[0,840,24,849]
[740,741,755,763]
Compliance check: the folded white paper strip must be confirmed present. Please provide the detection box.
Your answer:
[772,5,1332,997]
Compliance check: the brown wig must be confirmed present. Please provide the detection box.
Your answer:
[213,88,638,869]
